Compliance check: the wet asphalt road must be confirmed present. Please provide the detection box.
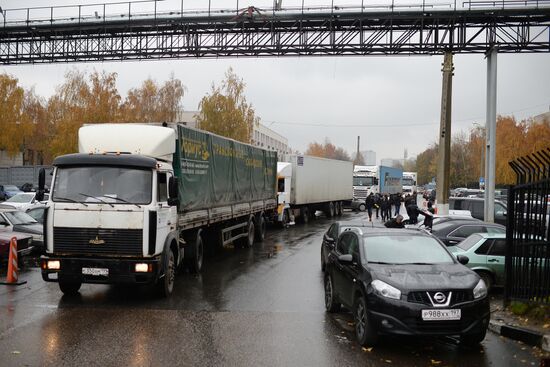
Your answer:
[1,210,548,366]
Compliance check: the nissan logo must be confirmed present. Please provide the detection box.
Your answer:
[433,292,446,303]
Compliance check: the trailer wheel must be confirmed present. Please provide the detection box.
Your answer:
[255,214,266,243]
[186,230,204,274]
[337,202,343,216]
[244,220,255,248]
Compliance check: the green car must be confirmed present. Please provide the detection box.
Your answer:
[448,233,506,290]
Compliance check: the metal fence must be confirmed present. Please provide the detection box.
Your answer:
[0,165,53,188]
[505,148,550,305]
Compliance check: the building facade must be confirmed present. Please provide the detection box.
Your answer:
[251,123,290,156]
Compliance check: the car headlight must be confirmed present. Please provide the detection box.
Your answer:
[371,280,401,300]
[473,279,488,299]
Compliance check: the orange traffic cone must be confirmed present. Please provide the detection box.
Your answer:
[1,237,27,286]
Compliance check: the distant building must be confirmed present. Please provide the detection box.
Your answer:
[175,110,199,128]
[533,109,550,125]
[361,150,376,165]
[251,123,290,157]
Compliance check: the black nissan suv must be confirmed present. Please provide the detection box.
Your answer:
[323,227,490,347]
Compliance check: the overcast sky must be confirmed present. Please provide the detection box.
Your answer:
[3,0,550,163]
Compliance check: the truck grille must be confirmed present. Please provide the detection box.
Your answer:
[53,227,143,256]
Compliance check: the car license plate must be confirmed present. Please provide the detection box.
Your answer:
[82,267,109,276]
[422,309,461,321]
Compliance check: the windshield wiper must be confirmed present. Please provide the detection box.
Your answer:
[54,196,88,207]
[368,261,396,265]
[78,193,114,208]
[97,195,141,208]
[403,262,433,265]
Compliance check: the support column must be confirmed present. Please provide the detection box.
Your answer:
[484,47,498,222]
[436,52,454,215]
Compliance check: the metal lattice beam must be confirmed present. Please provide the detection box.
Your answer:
[0,8,549,64]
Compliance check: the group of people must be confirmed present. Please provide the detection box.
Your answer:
[363,192,436,229]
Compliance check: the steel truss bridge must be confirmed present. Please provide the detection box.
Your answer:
[0,1,549,64]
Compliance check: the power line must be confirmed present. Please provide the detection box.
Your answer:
[264,102,549,129]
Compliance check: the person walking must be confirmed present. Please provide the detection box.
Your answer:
[374,193,381,219]
[392,194,402,216]
[365,193,375,222]
[381,195,390,221]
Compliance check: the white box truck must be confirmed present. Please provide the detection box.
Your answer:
[39,123,277,297]
[275,155,353,224]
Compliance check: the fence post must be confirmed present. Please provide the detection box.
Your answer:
[504,184,515,306]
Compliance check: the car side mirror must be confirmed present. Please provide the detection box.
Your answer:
[456,255,469,265]
[324,235,336,248]
[338,254,353,264]
[36,168,46,202]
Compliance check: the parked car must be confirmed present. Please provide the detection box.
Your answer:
[321,220,372,271]
[0,207,44,252]
[430,219,505,246]
[25,204,47,224]
[3,192,49,211]
[323,226,489,347]
[448,233,506,290]
[0,231,34,260]
[1,185,23,200]
[448,197,507,225]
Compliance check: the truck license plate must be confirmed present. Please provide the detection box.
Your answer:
[422,309,461,321]
[82,267,109,276]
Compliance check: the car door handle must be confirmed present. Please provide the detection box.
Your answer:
[488,259,499,263]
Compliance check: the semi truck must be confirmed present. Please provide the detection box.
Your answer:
[39,123,277,297]
[402,171,418,195]
[352,165,403,209]
[275,155,353,225]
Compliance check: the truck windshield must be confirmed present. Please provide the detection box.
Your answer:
[52,166,152,205]
[403,178,415,186]
[353,176,374,186]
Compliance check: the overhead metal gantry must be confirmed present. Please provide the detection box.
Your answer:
[0,1,549,64]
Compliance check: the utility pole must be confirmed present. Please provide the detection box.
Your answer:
[436,52,454,215]
[484,47,498,222]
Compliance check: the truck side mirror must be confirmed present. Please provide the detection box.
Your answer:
[36,168,46,202]
[168,177,179,207]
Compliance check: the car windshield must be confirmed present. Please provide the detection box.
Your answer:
[4,211,38,225]
[364,234,454,264]
[4,185,20,191]
[53,166,153,205]
[6,193,34,203]
[457,234,482,251]
[353,177,374,186]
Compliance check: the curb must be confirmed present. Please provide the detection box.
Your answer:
[489,320,550,352]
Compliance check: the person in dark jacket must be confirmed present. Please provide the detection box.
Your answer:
[391,194,402,216]
[380,195,390,221]
[384,215,404,228]
[373,193,381,219]
[365,193,375,221]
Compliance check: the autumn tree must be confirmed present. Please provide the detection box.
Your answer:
[197,68,257,143]
[120,74,185,123]
[0,74,29,157]
[305,139,351,161]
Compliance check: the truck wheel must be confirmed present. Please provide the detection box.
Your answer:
[186,231,204,274]
[254,215,266,243]
[157,248,176,297]
[337,202,343,216]
[59,279,81,295]
[244,220,255,248]
[280,209,290,228]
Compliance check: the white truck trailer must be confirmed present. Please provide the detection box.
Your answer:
[275,155,353,224]
[39,124,277,297]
